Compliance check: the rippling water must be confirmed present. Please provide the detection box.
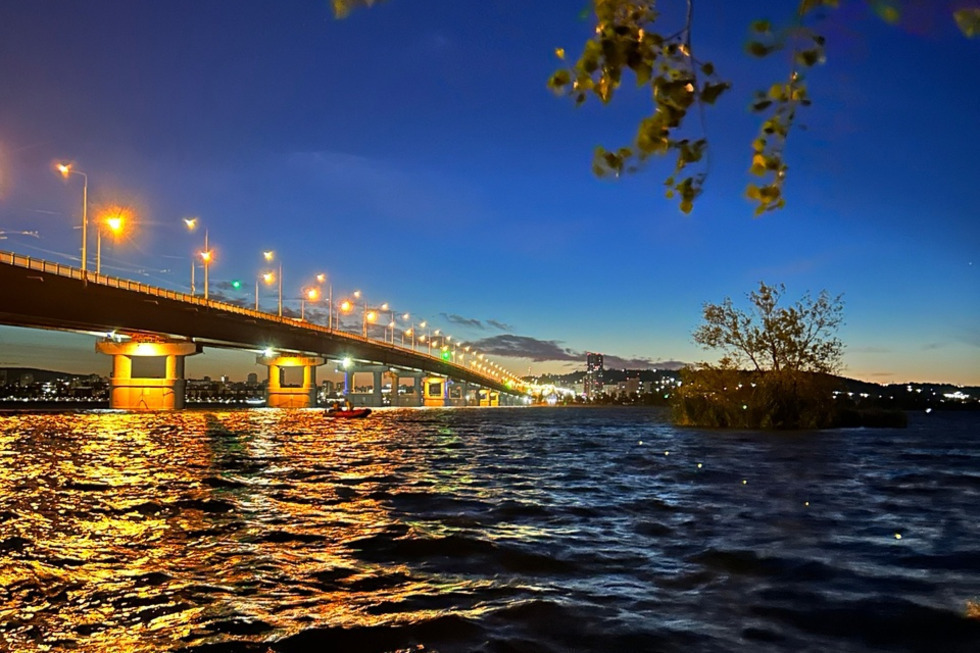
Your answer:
[1,407,978,652]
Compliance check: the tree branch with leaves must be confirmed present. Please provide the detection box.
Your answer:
[693,281,844,375]
[333,0,980,215]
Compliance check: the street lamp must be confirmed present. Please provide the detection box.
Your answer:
[339,298,354,332]
[199,229,213,300]
[429,329,440,355]
[364,308,377,336]
[183,218,199,294]
[96,209,127,275]
[301,286,319,321]
[414,320,426,350]
[388,312,409,344]
[263,250,282,316]
[260,270,279,314]
[183,218,211,297]
[315,273,334,329]
[56,163,88,273]
[345,293,387,338]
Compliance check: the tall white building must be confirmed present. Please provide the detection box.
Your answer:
[585,352,604,399]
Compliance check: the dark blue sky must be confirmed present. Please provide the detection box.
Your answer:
[1,1,977,384]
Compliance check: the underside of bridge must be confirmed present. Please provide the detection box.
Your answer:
[0,255,524,410]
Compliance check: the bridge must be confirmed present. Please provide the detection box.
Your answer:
[0,251,527,410]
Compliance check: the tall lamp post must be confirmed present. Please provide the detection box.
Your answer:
[200,229,212,299]
[301,287,319,321]
[261,271,276,312]
[411,320,426,350]
[389,312,409,344]
[428,329,440,355]
[364,302,388,338]
[56,163,88,273]
[316,273,334,329]
[96,210,126,275]
[263,251,282,316]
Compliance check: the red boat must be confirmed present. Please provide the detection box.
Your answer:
[324,407,372,419]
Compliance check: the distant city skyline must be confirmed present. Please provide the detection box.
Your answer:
[1,2,977,385]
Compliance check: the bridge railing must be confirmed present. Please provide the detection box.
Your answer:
[1,250,510,388]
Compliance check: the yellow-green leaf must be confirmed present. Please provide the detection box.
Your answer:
[871,0,901,25]
[700,81,730,105]
[954,8,980,37]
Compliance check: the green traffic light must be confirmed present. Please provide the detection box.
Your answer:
[231,280,241,289]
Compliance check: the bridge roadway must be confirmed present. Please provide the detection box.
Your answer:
[0,251,518,399]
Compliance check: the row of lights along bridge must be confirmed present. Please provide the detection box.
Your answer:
[53,161,511,382]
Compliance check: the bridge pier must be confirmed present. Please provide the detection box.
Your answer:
[423,376,449,407]
[257,354,323,408]
[96,339,199,410]
[392,370,425,407]
[344,364,388,407]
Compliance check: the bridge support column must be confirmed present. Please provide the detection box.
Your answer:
[457,381,478,406]
[257,354,324,408]
[423,376,449,407]
[448,380,472,406]
[479,388,500,407]
[96,339,199,410]
[344,364,389,407]
[391,371,425,407]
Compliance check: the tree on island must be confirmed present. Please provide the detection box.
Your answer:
[331,1,980,214]
[672,282,846,429]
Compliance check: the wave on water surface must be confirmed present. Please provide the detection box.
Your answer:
[1,407,979,652]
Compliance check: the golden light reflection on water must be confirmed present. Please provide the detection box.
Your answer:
[6,408,978,651]
[0,409,477,651]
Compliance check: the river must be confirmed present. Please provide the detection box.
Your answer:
[1,406,978,652]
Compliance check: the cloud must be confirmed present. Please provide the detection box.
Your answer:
[921,342,947,351]
[207,288,249,308]
[466,334,685,370]
[851,346,891,354]
[439,314,516,333]
[442,313,484,329]
[603,356,687,370]
[467,335,580,362]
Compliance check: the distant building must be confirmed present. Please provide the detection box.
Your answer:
[247,372,259,386]
[617,372,641,397]
[585,352,604,399]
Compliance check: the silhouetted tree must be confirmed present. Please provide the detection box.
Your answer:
[674,282,844,428]
[693,281,843,375]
